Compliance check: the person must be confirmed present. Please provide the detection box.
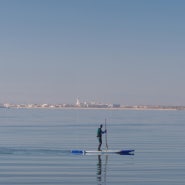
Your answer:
[97,124,106,151]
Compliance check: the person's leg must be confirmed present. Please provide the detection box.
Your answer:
[98,137,102,151]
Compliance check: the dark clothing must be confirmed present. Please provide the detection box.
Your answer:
[97,137,102,151]
[97,127,105,151]
[97,128,102,137]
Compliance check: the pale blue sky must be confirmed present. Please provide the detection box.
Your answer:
[0,0,185,105]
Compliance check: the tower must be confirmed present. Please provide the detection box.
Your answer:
[76,98,80,107]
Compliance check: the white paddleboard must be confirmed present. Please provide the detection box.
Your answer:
[71,149,134,155]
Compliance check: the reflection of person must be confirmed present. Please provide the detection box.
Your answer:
[97,155,102,183]
[97,124,106,151]
[96,155,108,185]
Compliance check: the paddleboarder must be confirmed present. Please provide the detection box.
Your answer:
[97,124,106,151]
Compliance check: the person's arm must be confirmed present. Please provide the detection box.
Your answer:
[102,129,107,134]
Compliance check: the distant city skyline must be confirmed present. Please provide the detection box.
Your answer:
[2,100,185,110]
[1,0,185,106]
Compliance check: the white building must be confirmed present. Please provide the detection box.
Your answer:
[76,98,80,107]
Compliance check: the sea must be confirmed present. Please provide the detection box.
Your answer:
[0,108,184,185]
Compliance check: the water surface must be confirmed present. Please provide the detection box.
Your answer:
[0,108,184,184]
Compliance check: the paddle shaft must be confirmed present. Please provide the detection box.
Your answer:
[105,118,108,150]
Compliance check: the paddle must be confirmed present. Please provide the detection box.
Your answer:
[105,118,108,150]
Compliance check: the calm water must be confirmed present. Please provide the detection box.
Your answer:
[0,108,184,184]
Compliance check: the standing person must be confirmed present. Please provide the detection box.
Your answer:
[97,124,106,151]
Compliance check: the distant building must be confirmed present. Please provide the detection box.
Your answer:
[76,98,80,107]
[112,104,121,108]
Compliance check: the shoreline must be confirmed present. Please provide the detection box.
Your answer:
[2,106,184,111]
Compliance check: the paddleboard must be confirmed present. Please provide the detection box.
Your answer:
[71,149,134,155]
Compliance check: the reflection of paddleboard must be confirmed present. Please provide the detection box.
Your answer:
[71,149,134,155]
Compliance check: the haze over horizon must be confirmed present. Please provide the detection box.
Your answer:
[1,0,185,106]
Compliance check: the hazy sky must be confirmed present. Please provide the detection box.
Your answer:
[0,0,185,105]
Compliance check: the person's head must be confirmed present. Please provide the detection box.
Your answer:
[100,124,103,128]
